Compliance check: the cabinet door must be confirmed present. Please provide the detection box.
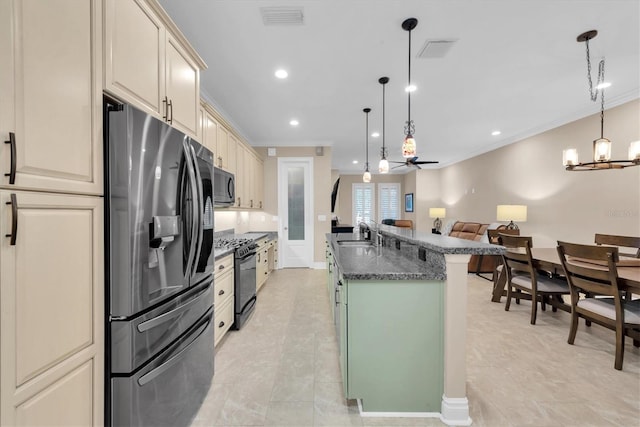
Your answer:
[245,150,255,208]
[203,113,217,157]
[0,0,102,195]
[165,34,199,137]
[104,0,164,117]
[255,158,264,210]
[235,144,245,208]
[227,134,237,176]
[339,280,348,397]
[0,190,103,426]
[216,125,229,170]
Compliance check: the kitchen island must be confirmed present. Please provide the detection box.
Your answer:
[326,225,503,425]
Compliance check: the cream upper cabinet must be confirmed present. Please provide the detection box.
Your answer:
[227,134,237,176]
[104,0,206,138]
[216,125,229,170]
[203,112,218,155]
[165,33,200,136]
[255,157,264,210]
[0,190,103,426]
[103,0,163,116]
[0,0,102,195]
[235,143,245,208]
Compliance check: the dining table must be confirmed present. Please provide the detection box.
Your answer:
[491,247,640,303]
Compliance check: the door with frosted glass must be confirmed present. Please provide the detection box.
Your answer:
[278,158,313,268]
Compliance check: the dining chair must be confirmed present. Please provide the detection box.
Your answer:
[595,234,640,258]
[501,234,570,325]
[489,228,520,285]
[557,241,640,370]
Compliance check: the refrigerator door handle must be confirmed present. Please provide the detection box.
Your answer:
[137,313,211,386]
[182,139,198,278]
[136,285,210,332]
[188,142,204,276]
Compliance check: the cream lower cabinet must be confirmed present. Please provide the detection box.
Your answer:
[0,0,102,195]
[0,190,103,426]
[214,255,234,346]
[104,0,205,138]
[256,237,269,291]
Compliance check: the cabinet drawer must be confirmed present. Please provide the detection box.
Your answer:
[214,299,234,347]
[256,237,268,248]
[214,269,234,307]
[214,254,234,278]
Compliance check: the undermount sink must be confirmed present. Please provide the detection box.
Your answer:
[337,240,374,247]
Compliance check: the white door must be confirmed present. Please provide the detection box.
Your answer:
[278,157,314,268]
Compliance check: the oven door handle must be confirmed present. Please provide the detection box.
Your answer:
[136,285,210,332]
[138,313,211,386]
[238,250,256,262]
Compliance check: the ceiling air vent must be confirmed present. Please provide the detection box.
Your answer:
[417,39,458,58]
[261,7,304,25]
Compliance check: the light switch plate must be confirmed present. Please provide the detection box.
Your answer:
[318,215,326,221]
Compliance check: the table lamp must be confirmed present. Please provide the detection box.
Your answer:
[429,207,446,234]
[496,205,527,230]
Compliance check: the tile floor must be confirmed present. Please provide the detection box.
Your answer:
[191,269,640,427]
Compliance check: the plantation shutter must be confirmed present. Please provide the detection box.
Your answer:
[352,183,375,225]
[378,183,400,220]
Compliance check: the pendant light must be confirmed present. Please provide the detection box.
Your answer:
[562,30,640,170]
[401,18,418,158]
[363,108,372,182]
[378,77,390,174]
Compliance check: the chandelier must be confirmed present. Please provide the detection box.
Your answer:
[563,30,640,171]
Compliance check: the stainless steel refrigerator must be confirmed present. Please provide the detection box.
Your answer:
[104,97,215,427]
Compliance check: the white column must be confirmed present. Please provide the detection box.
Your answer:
[441,254,472,426]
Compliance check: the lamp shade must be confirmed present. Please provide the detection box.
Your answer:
[429,208,446,219]
[496,205,527,222]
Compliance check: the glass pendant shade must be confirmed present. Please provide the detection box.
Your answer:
[562,148,579,166]
[402,135,416,158]
[593,138,611,162]
[378,158,389,174]
[629,141,640,161]
[363,170,371,183]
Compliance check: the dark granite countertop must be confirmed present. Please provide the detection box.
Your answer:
[373,223,505,256]
[327,226,505,281]
[327,233,446,281]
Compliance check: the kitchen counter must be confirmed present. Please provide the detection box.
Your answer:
[328,225,504,281]
[326,225,502,424]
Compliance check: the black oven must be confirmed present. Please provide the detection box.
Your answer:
[233,244,257,330]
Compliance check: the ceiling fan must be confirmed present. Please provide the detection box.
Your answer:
[390,156,439,169]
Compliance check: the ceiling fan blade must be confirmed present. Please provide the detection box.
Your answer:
[413,160,439,164]
[391,164,406,170]
[388,161,407,164]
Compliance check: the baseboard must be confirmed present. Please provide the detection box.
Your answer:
[357,400,441,419]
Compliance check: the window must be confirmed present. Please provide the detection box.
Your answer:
[378,183,400,221]
[352,183,375,225]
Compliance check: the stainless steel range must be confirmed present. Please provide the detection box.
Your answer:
[214,237,258,329]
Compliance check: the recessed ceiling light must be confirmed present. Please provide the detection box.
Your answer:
[595,82,611,90]
[289,119,299,126]
[352,160,358,164]
[371,132,380,138]
[405,85,417,92]
[491,130,501,136]
[275,69,288,79]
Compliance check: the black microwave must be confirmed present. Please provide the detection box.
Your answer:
[213,167,235,206]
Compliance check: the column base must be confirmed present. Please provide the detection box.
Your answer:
[440,395,472,426]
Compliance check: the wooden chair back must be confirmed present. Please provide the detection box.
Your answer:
[488,228,519,244]
[595,234,640,258]
[557,241,621,300]
[500,234,534,276]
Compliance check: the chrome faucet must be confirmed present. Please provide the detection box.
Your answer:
[367,220,384,247]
